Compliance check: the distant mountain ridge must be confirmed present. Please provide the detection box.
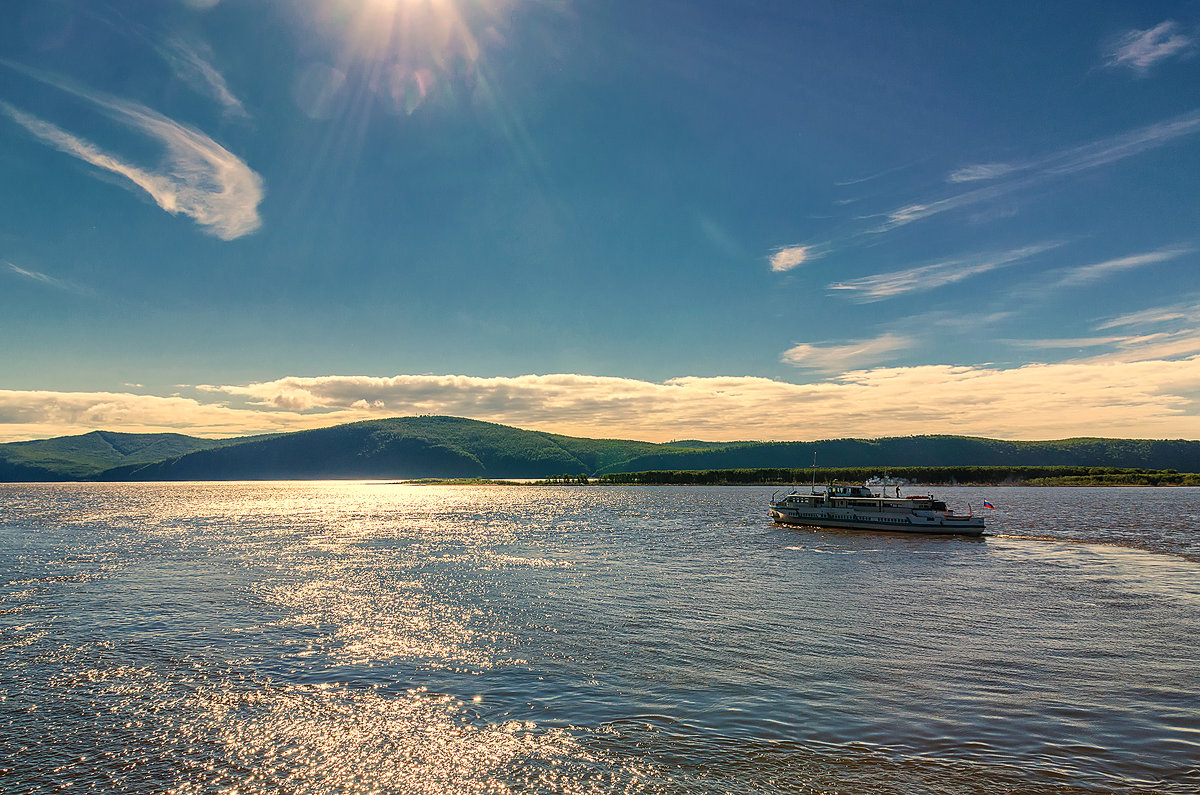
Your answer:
[1,416,1198,481]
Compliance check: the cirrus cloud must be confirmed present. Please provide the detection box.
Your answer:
[780,334,913,372]
[159,36,249,118]
[0,64,263,240]
[1105,21,1193,75]
[828,242,1061,302]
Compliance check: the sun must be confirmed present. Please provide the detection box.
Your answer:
[319,0,489,64]
[300,0,509,114]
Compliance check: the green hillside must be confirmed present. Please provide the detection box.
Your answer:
[2,417,1199,481]
[0,430,229,480]
[599,436,1200,474]
[98,416,671,481]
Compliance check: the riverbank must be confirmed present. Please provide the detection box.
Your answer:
[597,467,1200,486]
[409,466,1200,487]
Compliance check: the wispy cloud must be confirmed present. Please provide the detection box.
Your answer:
[1050,245,1192,288]
[947,162,1020,184]
[0,65,263,240]
[1097,296,1200,330]
[879,111,1200,232]
[1007,335,1133,350]
[6,354,1200,443]
[833,162,915,187]
[780,333,912,371]
[5,262,94,295]
[159,37,248,117]
[1083,328,1200,363]
[1105,21,1193,75]
[871,180,1026,233]
[945,110,1199,200]
[769,110,1200,271]
[828,242,1060,302]
[1044,112,1200,176]
[1005,323,1200,364]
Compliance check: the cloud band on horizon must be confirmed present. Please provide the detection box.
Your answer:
[3,349,1200,444]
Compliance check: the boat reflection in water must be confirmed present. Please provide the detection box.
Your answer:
[770,483,986,536]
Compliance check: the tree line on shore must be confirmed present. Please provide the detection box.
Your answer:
[591,466,1200,486]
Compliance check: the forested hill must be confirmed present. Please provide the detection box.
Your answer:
[0,430,229,481]
[605,436,1200,475]
[1,416,1198,481]
[95,416,666,481]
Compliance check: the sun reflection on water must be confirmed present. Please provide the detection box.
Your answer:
[170,682,626,795]
[3,483,1198,793]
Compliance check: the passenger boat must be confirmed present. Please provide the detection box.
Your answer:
[769,483,985,536]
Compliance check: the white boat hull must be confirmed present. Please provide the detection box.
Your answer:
[769,484,986,537]
[769,506,985,536]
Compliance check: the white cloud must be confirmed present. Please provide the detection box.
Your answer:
[1051,246,1192,288]
[0,390,311,442]
[7,351,1200,444]
[1097,297,1200,330]
[828,242,1060,302]
[1090,328,1200,363]
[1006,327,1200,362]
[1105,21,1193,74]
[871,182,1015,233]
[769,245,814,272]
[780,334,912,371]
[160,37,249,118]
[0,66,263,240]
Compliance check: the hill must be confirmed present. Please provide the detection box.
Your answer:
[600,436,1200,474]
[96,416,668,481]
[1,417,1198,481]
[0,430,230,481]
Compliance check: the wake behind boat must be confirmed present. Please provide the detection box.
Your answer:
[769,483,985,536]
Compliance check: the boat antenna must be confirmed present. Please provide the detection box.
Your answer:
[811,451,817,493]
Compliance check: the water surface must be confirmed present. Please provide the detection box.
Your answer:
[1,483,1197,793]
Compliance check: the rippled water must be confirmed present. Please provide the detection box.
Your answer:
[1,483,1197,793]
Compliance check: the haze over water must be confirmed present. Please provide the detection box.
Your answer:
[2,483,1197,793]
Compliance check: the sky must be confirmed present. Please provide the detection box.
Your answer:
[2,0,1199,443]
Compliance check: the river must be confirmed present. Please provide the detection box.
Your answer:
[1,483,1197,793]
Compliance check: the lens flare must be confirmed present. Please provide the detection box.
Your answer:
[299,0,510,115]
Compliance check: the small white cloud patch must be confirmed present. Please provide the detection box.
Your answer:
[1106,21,1193,74]
[770,245,810,272]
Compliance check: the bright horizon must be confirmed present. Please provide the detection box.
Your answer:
[3,1,1200,444]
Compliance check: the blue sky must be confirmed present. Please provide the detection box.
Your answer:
[2,0,1199,442]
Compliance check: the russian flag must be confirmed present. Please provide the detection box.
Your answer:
[983,500,995,509]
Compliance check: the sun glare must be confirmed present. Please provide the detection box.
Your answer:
[302,0,507,115]
[327,0,486,64]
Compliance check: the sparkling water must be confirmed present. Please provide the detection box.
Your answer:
[2,483,1197,793]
